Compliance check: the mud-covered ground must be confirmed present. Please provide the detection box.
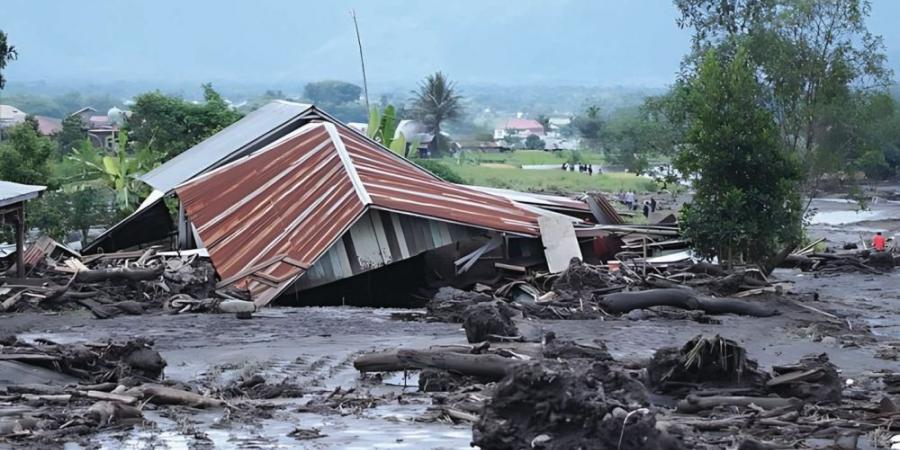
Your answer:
[1,197,899,449]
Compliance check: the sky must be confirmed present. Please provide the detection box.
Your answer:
[2,0,900,88]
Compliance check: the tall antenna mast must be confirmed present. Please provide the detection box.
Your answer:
[350,9,370,112]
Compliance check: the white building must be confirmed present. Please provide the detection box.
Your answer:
[0,105,27,129]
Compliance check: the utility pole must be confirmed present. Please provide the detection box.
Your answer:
[350,9,370,113]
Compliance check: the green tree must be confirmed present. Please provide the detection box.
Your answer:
[604,101,685,175]
[29,188,111,244]
[303,80,363,105]
[676,47,803,270]
[410,72,463,156]
[501,130,522,148]
[524,134,545,150]
[0,30,16,89]
[572,105,604,151]
[536,114,550,132]
[0,122,54,186]
[126,83,242,159]
[675,0,892,199]
[56,114,86,156]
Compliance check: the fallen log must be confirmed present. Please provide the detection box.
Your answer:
[123,383,222,408]
[75,265,164,284]
[676,394,802,413]
[354,349,519,381]
[599,289,777,317]
[21,394,71,403]
[6,384,66,395]
[396,349,518,380]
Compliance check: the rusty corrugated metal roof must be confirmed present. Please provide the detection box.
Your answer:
[176,121,540,306]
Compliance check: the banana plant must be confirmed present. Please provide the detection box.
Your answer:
[367,104,411,156]
[66,132,160,213]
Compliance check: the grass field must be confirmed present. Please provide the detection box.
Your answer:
[458,149,606,166]
[446,162,658,193]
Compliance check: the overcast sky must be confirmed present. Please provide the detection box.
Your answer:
[2,0,899,87]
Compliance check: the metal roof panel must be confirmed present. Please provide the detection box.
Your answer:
[140,100,312,193]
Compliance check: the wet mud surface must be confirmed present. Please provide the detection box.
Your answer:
[1,200,898,449]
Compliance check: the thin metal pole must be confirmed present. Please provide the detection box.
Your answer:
[350,9,370,112]
[15,204,25,278]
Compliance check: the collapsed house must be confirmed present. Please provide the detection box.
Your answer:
[80,101,628,307]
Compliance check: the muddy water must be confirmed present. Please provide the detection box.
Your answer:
[5,308,474,449]
[807,197,900,244]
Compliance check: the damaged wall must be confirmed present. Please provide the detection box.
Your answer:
[290,209,488,292]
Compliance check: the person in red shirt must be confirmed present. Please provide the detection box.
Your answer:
[873,232,887,251]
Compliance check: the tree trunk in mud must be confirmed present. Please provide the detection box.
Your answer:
[599,288,777,317]
[354,349,519,380]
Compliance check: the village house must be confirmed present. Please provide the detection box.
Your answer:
[492,117,545,141]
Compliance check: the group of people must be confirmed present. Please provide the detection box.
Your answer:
[561,163,600,175]
[617,191,657,218]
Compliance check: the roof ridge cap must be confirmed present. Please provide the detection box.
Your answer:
[323,122,372,206]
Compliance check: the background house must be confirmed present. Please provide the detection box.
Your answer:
[493,117,545,141]
[0,105,27,129]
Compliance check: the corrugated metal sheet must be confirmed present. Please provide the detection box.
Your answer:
[141,100,313,193]
[177,121,541,306]
[465,185,591,213]
[0,181,46,209]
[293,209,484,290]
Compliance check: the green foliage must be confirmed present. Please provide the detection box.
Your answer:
[675,0,892,196]
[56,114,86,156]
[0,92,120,119]
[572,105,604,150]
[126,83,242,159]
[303,80,362,105]
[411,158,465,184]
[29,188,111,244]
[367,104,417,156]
[0,122,55,186]
[676,47,804,268]
[524,134,545,150]
[502,131,522,148]
[603,102,684,175]
[410,72,463,156]
[819,92,900,179]
[0,29,15,89]
[66,133,161,213]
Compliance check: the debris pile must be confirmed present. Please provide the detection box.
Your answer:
[647,335,769,395]
[354,332,900,449]
[0,245,252,318]
[0,335,233,445]
[425,259,783,325]
[473,360,675,450]
[784,249,896,274]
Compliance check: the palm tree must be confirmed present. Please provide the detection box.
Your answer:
[410,72,463,156]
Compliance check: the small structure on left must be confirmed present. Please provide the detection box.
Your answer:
[0,180,46,277]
